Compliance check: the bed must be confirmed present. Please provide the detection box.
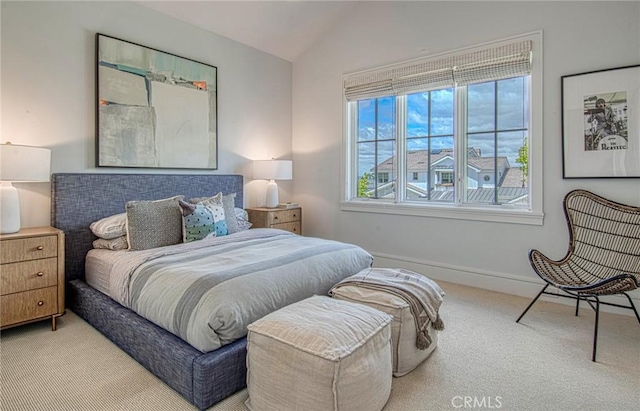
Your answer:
[51,173,373,410]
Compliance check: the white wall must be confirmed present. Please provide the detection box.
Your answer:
[1,0,293,228]
[292,1,640,304]
[2,1,638,308]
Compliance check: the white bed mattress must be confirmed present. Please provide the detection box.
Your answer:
[85,249,127,297]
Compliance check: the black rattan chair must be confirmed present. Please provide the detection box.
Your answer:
[516,189,640,361]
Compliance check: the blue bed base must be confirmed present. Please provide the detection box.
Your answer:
[51,173,247,410]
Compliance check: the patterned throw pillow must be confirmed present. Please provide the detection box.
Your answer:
[189,192,239,234]
[179,200,228,242]
[189,192,223,206]
[125,196,184,251]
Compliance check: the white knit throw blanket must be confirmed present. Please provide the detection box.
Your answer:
[330,268,445,350]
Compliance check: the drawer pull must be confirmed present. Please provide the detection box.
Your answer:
[293,214,297,218]
[274,216,279,220]
[37,272,44,277]
[37,301,44,306]
[36,246,44,251]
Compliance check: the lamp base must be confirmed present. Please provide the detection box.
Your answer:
[265,180,279,208]
[0,182,21,234]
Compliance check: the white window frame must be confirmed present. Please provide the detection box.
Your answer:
[341,32,543,226]
[441,171,454,185]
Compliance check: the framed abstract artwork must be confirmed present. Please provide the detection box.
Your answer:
[97,34,218,169]
[561,65,639,178]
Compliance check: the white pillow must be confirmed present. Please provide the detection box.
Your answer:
[90,213,127,239]
[234,207,252,231]
[92,236,128,251]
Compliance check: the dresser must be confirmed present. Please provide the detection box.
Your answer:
[1,226,65,331]
[246,207,302,235]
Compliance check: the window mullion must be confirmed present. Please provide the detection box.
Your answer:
[493,81,499,204]
[346,102,357,201]
[396,96,407,203]
[374,99,379,198]
[454,85,467,205]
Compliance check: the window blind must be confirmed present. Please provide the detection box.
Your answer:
[344,39,532,101]
[452,41,532,85]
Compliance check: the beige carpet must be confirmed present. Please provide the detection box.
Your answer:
[1,281,639,411]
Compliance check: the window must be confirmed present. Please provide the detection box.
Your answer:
[441,172,454,185]
[343,33,543,225]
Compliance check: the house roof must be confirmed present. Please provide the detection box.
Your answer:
[468,156,509,172]
[500,167,527,188]
[374,149,510,173]
[427,187,528,203]
[367,182,528,204]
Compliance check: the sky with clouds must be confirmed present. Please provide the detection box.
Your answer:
[356,77,529,178]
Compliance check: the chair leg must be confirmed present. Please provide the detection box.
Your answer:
[575,296,580,316]
[592,297,600,362]
[517,284,549,323]
[622,293,640,324]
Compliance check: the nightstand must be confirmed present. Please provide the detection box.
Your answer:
[246,207,302,235]
[0,226,65,331]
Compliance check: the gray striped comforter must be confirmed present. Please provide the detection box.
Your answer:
[107,229,373,352]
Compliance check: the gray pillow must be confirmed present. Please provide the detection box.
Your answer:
[125,196,184,251]
[222,193,239,234]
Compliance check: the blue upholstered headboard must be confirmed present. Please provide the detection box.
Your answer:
[51,173,244,284]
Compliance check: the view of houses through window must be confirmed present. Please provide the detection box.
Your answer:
[355,76,530,206]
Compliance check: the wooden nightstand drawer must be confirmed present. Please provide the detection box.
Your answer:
[273,222,301,235]
[1,258,58,295]
[1,235,58,264]
[247,207,303,235]
[0,286,57,327]
[267,209,301,225]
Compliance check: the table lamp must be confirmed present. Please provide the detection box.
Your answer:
[253,159,292,208]
[0,142,51,234]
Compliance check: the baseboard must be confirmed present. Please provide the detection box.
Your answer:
[371,252,640,317]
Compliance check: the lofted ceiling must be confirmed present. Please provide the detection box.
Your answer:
[136,1,359,62]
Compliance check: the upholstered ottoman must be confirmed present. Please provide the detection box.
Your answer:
[245,295,393,411]
[330,268,445,377]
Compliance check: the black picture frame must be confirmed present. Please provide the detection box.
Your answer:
[561,64,639,178]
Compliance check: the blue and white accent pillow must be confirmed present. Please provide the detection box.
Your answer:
[179,200,228,242]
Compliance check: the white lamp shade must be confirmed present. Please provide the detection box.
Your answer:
[0,143,51,182]
[253,160,292,181]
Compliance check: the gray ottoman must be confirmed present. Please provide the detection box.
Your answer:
[330,268,445,376]
[245,295,392,411]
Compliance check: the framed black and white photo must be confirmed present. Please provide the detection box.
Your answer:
[561,65,639,178]
[97,34,218,169]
